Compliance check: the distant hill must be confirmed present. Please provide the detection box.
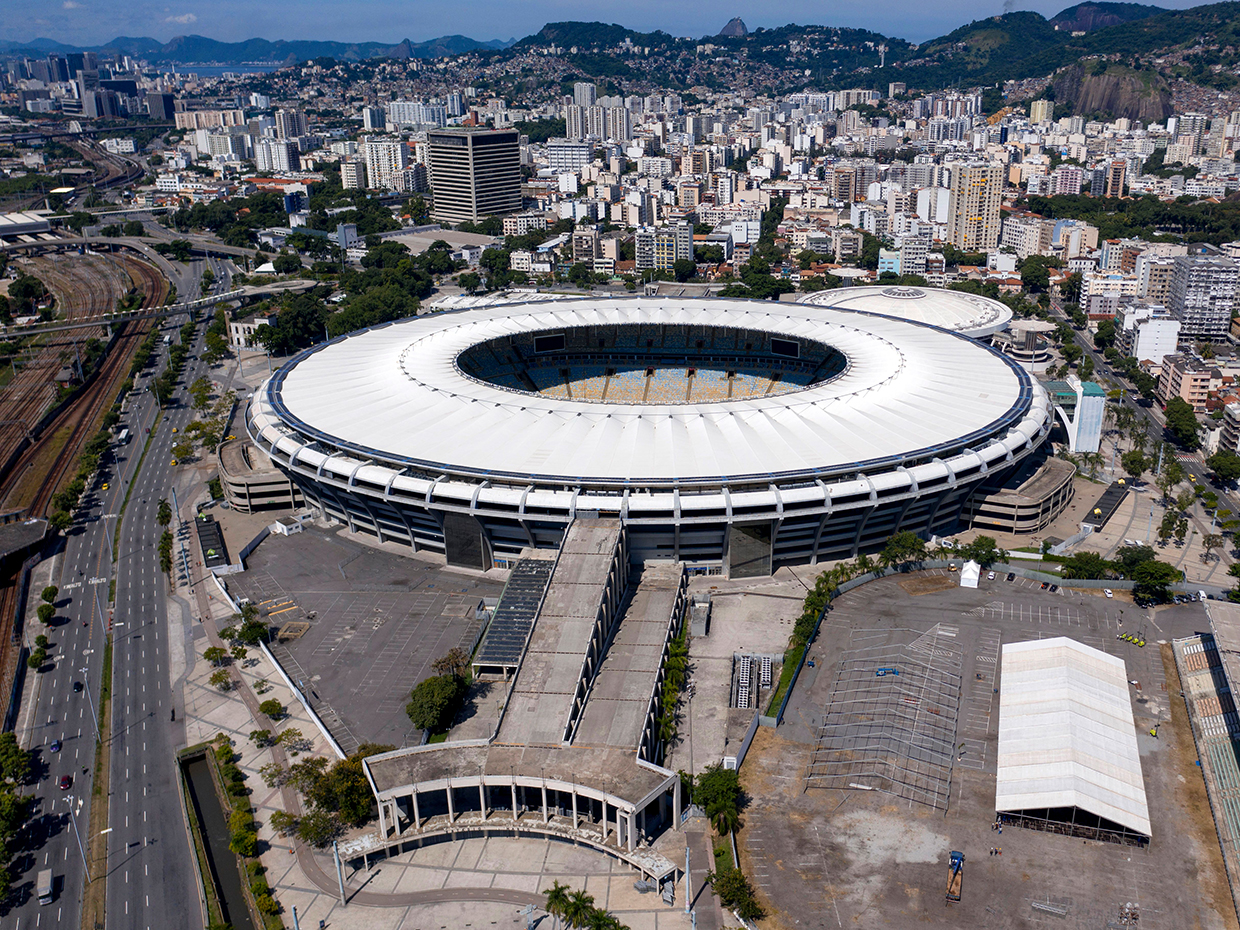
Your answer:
[1049,2,1165,33]
[0,32,513,64]
[718,18,749,38]
[513,22,674,50]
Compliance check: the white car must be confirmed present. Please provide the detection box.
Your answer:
[1104,589,1114,598]
[987,571,995,581]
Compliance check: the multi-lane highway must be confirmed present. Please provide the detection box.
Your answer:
[8,252,230,928]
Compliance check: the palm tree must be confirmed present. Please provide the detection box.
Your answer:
[854,552,874,575]
[544,880,571,930]
[711,804,741,837]
[564,890,596,929]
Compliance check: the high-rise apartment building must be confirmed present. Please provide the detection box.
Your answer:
[427,129,521,224]
[255,139,300,173]
[635,223,693,270]
[275,108,307,140]
[573,82,597,108]
[1029,99,1054,123]
[362,107,386,131]
[1167,254,1238,340]
[364,140,410,190]
[565,105,585,141]
[947,163,1003,252]
[1104,159,1126,198]
[340,158,368,190]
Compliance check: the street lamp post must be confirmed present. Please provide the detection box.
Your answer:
[80,666,101,741]
[66,795,90,881]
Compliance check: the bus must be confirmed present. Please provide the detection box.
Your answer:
[116,428,129,445]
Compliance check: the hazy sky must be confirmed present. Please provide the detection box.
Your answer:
[1,0,1214,48]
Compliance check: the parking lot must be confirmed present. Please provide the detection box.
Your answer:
[738,570,1234,930]
[227,526,506,750]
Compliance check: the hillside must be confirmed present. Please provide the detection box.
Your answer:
[1049,62,1173,121]
[1048,2,1165,32]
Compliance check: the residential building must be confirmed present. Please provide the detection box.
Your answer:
[947,163,1003,252]
[635,223,693,271]
[1104,159,1126,198]
[427,128,522,224]
[547,139,593,172]
[1156,353,1214,412]
[1114,300,1181,365]
[364,140,409,190]
[387,100,446,128]
[1168,254,1239,341]
[573,82,597,108]
[362,107,386,131]
[340,158,367,190]
[275,109,307,140]
[1030,99,1054,124]
[254,139,300,173]
[503,212,548,236]
[174,108,245,130]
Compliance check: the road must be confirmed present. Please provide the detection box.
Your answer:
[6,254,223,928]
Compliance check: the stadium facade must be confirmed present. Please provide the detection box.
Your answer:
[246,296,1054,575]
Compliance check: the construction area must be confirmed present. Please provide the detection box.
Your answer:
[736,570,1237,930]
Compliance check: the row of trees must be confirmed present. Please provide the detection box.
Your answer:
[0,732,35,899]
[406,647,471,733]
[543,881,629,929]
[1059,544,1184,600]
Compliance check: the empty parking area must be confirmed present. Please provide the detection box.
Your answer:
[741,572,1235,930]
[228,527,505,748]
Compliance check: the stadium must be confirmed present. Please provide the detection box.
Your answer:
[245,295,1054,575]
[799,284,1014,340]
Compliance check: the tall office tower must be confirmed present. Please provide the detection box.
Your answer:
[446,92,464,117]
[947,162,1003,252]
[340,158,368,190]
[364,140,410,189]
[1029,99,1054,123]
[573,81,597,108]
[427,128,521,224]
[565,104,586,141]
[1168,254,1239,340]
[1104,159,1126,198]
[362,107,386,131]
[275,108,308,140]
[146,93,176,120]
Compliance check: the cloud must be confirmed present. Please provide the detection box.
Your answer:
[62,1,81,8]
[165,12,197,24]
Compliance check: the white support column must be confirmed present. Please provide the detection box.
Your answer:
[511,779,519,821]
[615,806,622,846]
[673,777,681,830]
[602,800,608,840]
[542,783,549,824]
[628,811,636,852]
[378,797,388,837]
[412,791,421,832]
[572,787,579,829]
[479,778,487,820]
[446,784,455,822]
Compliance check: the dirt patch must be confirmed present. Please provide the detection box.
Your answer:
[897,575,958,596]
[1162,644,1240,930]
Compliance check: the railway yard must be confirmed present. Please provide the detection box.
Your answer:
[0,245,169,725]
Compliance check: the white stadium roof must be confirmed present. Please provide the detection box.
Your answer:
[262,297,1044,485]
[800,286,1014,339]
[996,637,1151,839]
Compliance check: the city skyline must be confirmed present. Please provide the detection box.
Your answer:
[0,0,1215,51]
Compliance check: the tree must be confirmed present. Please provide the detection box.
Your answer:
[960,535,1007,567]
[37,603,55,625]
[231,645,249,666]
[1060,551,1113,580]
[672,258,697,283]
[1164,396,1200,450]
[0,733,32,785]
[40,585,58,604]
[157,498,172,527]
[249,729,276,748]
[406,674,466,731]
[545,880,572,930]
[272,251,302,274]
[1078,355,1095,381]
[209,669,233,691]
[706,867,764,920]
[564,890,597,929]
[1203,534,1224,562]
[695,763,742,835]
[269,809,298,836]
[27,648,46,670]
[1208,449,1240,484]
[1121,451,1147,481]
[259,699,286,720]
[1132,559,1181,602]
[879,530,927,570]
[431,647,471,680]
[204,646,228,666]
[295,808,343,847]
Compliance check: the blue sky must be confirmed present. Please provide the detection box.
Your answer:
[1,0,1212,47]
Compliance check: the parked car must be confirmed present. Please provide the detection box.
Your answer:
[987,571,995,581]
[1006,572,1016,582]
[1040,582,1049,590]
[1104,589,1114,598]
[1050,584,1059,593]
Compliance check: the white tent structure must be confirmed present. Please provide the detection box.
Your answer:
[959,560,980,588]
[996,637,1151,845]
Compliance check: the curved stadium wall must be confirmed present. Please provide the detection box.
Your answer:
[246,297,1054,575]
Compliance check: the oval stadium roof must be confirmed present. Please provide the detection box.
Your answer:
[800,285,1014,338]
[261,296,1042,486]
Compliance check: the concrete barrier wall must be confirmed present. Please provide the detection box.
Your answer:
[259,641,346,760]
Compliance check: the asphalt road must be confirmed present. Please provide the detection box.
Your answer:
[6,255,222,928]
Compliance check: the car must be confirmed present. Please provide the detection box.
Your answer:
[58,775,72,791]
[49,740,61,753]
[101,483,108,491]
[1006,572,1016,582]
[1104,589,1114,598]
[948,563,957,572]
[1040,581,1049,590]
[72,681,82,693]
[171,427,178,433]
[987,571,995,581]
[1050,584,1059,593]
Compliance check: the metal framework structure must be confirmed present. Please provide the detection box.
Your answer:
[805,626,963,809]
